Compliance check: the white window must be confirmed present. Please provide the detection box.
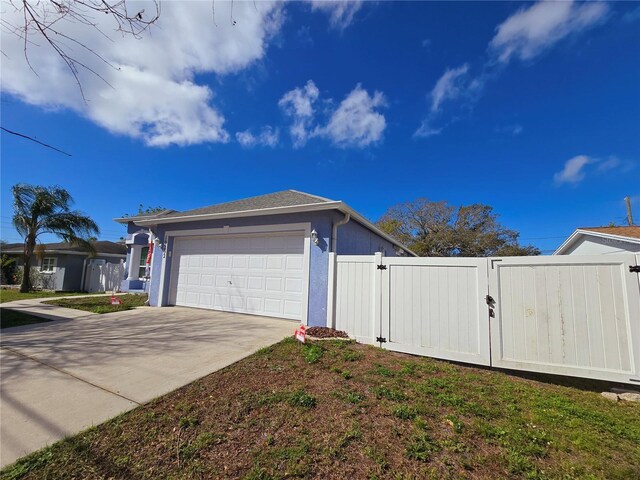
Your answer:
[41,257,56,272]
[138,246,150,279]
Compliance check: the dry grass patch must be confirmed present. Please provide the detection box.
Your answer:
[2,338,639,479]
[43,294,147,313]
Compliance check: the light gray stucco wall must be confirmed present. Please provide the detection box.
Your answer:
[564,236,640,255]
[335,216,400,256]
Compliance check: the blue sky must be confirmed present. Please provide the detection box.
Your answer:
[1,1,639,253]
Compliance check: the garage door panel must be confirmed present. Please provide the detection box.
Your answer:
[217,256,232,268]
[266,257,283,270]
[170,232,306,320]
[232,257,248,268]
[185,292,198,304]
[230,296,245,309]
[264,299,282,314]
[265,277,282,292]
[230,275,247,288]
[249,256,266,269]
[246,297,263,310]
[247,276,264,290]
[286,256,303,270]
[285,278,303,293]
[284,300,301,316]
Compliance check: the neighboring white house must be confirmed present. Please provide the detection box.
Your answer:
[554,226,640,255]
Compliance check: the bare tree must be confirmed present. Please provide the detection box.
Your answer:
[1,0,160,101]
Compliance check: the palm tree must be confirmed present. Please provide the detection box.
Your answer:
[12,184,99,293]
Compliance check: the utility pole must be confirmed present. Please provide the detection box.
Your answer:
[625,196,634,226]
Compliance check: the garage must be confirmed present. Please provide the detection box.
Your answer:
[167,232,307,320]
[117,190,414,326]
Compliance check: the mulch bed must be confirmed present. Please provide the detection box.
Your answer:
[305,326,349,339]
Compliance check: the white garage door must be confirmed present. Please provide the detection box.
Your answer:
[168,233,306,320]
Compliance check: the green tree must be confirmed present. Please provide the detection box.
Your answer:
[377,198,540,257]
[122,204,166,218]
[1,254,17,285]
[12,184,99,292]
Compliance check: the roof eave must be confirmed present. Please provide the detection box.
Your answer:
[553,230,581,255]
[554,229,640,255]
[133,201,345,226]
[129,201,416,256]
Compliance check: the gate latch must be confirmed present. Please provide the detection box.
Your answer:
[630,265,640,273]
[485,295,495,306]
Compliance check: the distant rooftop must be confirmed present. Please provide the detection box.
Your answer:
[1,241,126,255]
[580,226,640,240]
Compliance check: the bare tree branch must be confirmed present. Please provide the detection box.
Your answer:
[4,0,160,102]
[1,126,72,156]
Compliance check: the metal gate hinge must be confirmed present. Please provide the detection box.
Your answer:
[377,264,387,270]
[630,265,640,273]
[485,295,495,306]
[376,336,387,343]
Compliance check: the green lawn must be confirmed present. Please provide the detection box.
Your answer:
[2,338,638,479]
[0,290,89,304]
[0,308,51,329]
[43,294,148,314]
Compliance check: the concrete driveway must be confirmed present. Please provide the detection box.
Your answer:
[0,303,295,467]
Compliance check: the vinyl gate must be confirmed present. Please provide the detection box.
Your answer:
[85,261,126,293]
[329,253,640,384]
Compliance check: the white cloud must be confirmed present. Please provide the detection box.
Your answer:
[279,81,386,148]
[490,1,609,63]
[596,156,620,172]
[236,126,279,148]
[278,80,320,147]
[320,85,386,147]
[554,155,631,185]
[417,1,610,139]
[309,1,363,29]
[496,124,524,135]
[414,121,442,139]
[554,155,592,185]
[0,1,283,147]
[430,64,469,112]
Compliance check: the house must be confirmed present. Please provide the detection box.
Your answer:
[115,190,414,326]
[554,226,640,255]
[1,241,127,291]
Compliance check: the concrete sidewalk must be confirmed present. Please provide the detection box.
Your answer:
[0,300,295,467]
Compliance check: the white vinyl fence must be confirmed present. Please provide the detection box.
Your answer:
[84,261,125,293]
[328,253,640,384]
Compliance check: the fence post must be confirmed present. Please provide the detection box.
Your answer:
[326,252,336,328]
[373,252,383,344]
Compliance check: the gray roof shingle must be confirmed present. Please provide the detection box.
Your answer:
[160,190,335,219]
